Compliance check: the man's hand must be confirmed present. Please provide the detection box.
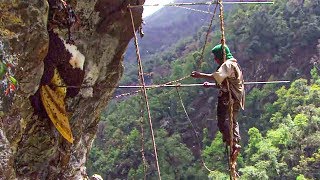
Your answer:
[203,81,210,88]
[203,81,216,88]
[191,71,201,78]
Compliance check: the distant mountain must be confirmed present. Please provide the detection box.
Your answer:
[125,0,220,62]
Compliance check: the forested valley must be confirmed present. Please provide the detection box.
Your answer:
[87,0,320,179]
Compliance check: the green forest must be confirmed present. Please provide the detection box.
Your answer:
[87,0,320,179]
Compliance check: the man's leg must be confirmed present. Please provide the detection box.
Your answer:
[217,91,241,166]
[232,102,241,144]
[217,91,230,143]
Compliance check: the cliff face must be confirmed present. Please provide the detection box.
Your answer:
[0,0,144,179]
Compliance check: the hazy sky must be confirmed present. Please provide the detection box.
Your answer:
[143,0,173,17]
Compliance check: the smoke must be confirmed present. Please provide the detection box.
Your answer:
[61,38,85,70]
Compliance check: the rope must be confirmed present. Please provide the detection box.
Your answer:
[175,87,215,172]
[138,95,148,179]
[129,6,162,180]
[117,81,290,88]
[198,2,219,70]
[127,1,274,8]
[139,117,148,180]
[44,81,290,89]
[115,75,191,98]
[173,6,214,15]
[113,80,290,98]
[218,0,236,179]
[26,80,288,100]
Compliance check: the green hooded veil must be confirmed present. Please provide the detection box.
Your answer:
[211,44,234,63]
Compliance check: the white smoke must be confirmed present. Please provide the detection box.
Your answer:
[61,38,85,70]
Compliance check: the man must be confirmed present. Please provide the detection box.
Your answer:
[191,44,245,166]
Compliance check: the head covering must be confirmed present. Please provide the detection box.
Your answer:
[211,44,234,63]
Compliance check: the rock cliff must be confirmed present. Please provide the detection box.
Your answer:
[0,0,144,179]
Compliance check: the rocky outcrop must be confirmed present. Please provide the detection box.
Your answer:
[0,0,144,179]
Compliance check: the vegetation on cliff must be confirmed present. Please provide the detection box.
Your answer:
[87,0,320,179]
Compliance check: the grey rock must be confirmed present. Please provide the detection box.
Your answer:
[0,0,145,179]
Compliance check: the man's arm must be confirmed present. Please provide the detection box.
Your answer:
[191,71,215,80]
[191,61,233,83]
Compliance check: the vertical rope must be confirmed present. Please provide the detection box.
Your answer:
[175,86,215,172]
[129,6,162,180]
[218,0,236,179]
[198,2,219,70]
[139,97,148,180]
